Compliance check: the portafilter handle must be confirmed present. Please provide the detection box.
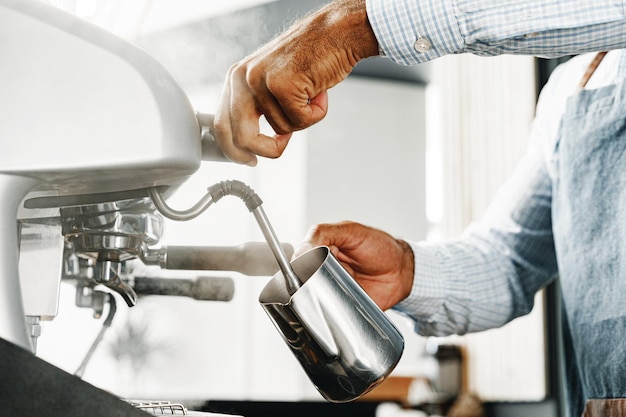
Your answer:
[142,242,294,276]
[132,276,234,302]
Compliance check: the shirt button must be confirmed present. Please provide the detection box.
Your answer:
[414,37,432,53]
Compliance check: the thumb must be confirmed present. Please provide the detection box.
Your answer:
[294,224,319,257]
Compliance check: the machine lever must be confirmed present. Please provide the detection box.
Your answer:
[197,112,230,162]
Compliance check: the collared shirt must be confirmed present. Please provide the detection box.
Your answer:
[393,50,626,336]
[366,0,626,65]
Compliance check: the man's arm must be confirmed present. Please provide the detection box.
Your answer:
[369,0,626,65]
[214,0,626,164]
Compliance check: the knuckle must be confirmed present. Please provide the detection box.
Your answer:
[226,62,243,78]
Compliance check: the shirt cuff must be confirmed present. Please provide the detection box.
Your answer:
[366,0,464,65]
[393,240,446,319]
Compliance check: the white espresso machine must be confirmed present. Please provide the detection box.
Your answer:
[0,1,289,415]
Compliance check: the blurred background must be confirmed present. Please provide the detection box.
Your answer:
[34,0,552,414]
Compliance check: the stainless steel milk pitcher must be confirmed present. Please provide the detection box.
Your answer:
[259,246,404,403]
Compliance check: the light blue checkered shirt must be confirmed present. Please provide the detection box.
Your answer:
[367,0,626,65]
[392,50,626,336]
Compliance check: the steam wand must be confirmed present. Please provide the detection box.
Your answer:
[148,180,301,295]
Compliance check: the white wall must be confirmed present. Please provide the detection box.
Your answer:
[305,77,427,242]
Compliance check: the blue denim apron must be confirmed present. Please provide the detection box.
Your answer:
[551,56,626,417]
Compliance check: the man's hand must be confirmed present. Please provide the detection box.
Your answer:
[213,0,379,165]
[297,221,414,311]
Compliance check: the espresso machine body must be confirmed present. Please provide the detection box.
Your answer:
[0,0,203,350]
[0,1,238,414]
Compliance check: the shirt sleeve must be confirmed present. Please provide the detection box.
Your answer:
[367,0,626,65]
[390,58,578,335]
[393,145,559,336]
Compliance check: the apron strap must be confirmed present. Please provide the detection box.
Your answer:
[578,52,608,89]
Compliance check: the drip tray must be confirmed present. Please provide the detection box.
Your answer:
[128,400,240,416]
